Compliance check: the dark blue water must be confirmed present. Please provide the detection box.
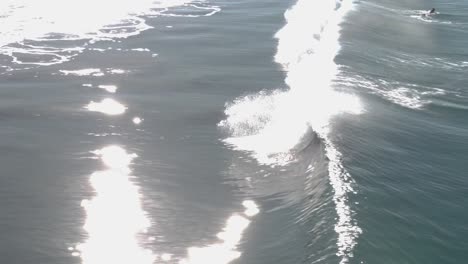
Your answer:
[0,0,467,264]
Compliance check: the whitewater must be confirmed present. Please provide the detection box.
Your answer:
[0,0,219,69]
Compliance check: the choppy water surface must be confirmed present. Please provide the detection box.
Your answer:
[1,0,467,264]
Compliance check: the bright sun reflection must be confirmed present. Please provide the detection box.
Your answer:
[74,147,260,264]
[133,117,143,125]
[242,200,259,217]
[85,98,127,115]
[75,145,155,264]
[180,200,260,264]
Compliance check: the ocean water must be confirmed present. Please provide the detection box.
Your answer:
[0,0,467,263]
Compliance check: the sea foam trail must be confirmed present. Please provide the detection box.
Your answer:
[0,0,218,68]
[219,0,362,262]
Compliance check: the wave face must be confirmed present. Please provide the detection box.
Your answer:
[0,0,218,68]
[219,0,362,262]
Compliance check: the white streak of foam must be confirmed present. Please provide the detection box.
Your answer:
[386,88,425,109]
[335,73,441,109]
[277,1,362,261]
[108,68,127,74]
[131,48,150,52]
[60,68,103,76]
[98,85,118,93]
[159,3,221,18]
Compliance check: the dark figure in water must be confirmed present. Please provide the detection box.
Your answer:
[422,8,436,17]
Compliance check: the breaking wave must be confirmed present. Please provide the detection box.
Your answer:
[219,0,362,262]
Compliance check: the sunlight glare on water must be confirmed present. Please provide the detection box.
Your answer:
[179,200,259,264]
[85,98,127,115]
[76,145,155,264]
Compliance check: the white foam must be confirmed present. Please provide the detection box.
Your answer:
[219,0,362,262]
[408,10,452,24]
[108,68,127,74]
[62,68,127,76]
[158,3,221,18]
[386,88,425,109]
[0,0,202,67]
[60,68,103,76]
[336,73,445,109]
[98,85,118,93]
[89,48,106,52]
[131,48,150,52]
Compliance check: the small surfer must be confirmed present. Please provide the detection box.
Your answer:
[422,8,436,17]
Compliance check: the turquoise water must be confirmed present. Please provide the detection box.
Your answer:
[0,0,467,263]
